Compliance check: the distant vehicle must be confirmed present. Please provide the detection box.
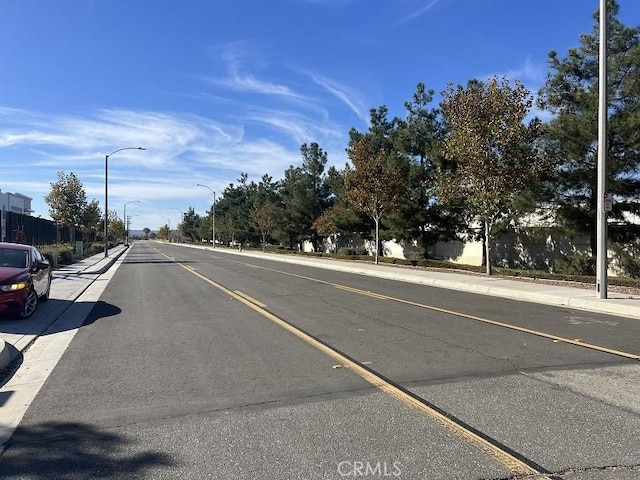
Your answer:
[0,243,52,319]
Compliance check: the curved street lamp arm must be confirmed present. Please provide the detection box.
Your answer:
[104,147,146,258]
[106,146,146,159]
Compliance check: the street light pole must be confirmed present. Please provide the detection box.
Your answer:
[105,147,145,257]
[171,208,184,242]
[126,215,138,242]
[196,184,215,249]
[123,200,141,246]
[596,0,608,299]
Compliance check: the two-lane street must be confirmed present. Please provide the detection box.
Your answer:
[1,241,639,479]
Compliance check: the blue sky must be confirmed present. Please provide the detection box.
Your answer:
[1,0,639,232]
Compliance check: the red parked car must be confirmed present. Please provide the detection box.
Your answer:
[0,243,52,319]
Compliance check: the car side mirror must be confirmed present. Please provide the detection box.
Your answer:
[33,261,49,271]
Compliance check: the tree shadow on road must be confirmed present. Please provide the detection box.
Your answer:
[0,421,177,479]
[1,300,122,384]
[81,300,122,326]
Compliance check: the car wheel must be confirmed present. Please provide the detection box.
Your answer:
[40,275,52,302]
[18,288,39,319]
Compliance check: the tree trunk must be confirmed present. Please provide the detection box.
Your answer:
[484,218,493,275]
[374,217,380,265]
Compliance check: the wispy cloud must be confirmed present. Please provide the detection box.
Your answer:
[214,72,303,98]
[207,42,306,99]
[0,41,363,226]
[0,106,306,224]
[244,107,343,146]
[495,57,547,88]
[307,73,369,124]
[0,108,244,170]
[395,0,440,27]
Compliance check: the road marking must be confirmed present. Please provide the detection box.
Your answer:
[334,284,389,300]
[234,290,267,308]
[214,257,640,362]
[566,316,618,327]
[174,259,549,478]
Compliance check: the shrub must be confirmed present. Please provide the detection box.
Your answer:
[57,245,74,265]
[340,247,370,256]
[554,253,596,276]
[39,244,74,268]
[621,255,640,279]
[88,242,104,255]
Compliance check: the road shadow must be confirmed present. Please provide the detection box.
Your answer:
[0,299,121,334]
[0,421,177,479]
[81,300,122,326]
[0,300,122,378]
[121,250,195,265]
[122,259,194,265]
[0,298,74,332]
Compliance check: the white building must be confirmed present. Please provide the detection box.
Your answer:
[0,189,33,242]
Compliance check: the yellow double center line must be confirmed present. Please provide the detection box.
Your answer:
[176,261,549,478]
[225,258,640,362]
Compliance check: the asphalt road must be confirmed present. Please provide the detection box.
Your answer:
[0,241,638,479]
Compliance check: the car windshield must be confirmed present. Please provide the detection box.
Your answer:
[0,249,28,268]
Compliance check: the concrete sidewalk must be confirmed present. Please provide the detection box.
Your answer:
[0,246,128,371]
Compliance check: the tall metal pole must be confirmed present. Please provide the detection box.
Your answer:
[213,191,216,249]
[196,184,216,248]
[104,153,108,257]
[596,0,608,299]
[124,200,140,246]
[104,147,145,258]
[171,208,184,243]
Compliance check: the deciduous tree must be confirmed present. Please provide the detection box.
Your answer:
[45,171,94,241]
[250,202,278,251]
[437,77,547,274]
[344,140,405,264]
[106,210,124,241]
[80,199,101,243]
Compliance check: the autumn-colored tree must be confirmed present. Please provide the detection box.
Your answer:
[343,140,405,264]
[250,202,278,252]
[437,77,547,274]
